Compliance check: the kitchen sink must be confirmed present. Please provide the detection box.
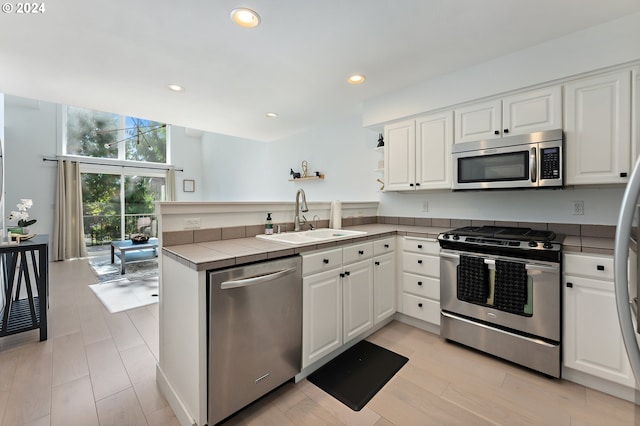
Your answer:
[256,228,367,245]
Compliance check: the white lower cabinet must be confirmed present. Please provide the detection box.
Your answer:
[302,266,343,367]
[399,237,440,326]
[303,240,394,369]
[373,238,396,324]
[342,258,374,344]
[563,253,635,387]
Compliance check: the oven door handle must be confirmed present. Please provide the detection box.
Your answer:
[525,263,559,272]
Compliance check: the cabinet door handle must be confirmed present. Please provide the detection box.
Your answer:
[384,244,389,248]
[566,282,573,288]
[494,130,500,135]
[503,128,509,134]
[340,273,345,278]
[418,303,423,308]
[415,182,420,187]
[375,261,380,266]
[597,265,605,271]
[418,260,423,264]
[323,259,329,264]
[344,271,350,276]
[358,250,364,255]
[409,183,414,187]
[621,172,628,177]
[417,281,423,286]
[417,244,423,249]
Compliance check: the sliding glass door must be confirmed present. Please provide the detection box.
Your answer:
[82,172,165,247]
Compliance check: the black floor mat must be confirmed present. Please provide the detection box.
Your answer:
[307,340,408,411]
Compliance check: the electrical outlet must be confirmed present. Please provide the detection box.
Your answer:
[422,201,429,212]
[572,201,584,215]
[184,218,201,229]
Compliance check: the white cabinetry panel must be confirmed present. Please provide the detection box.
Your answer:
[563,253,634,387]
[564,70,632,185]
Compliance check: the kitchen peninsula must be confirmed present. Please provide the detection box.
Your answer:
[154,201,621,426]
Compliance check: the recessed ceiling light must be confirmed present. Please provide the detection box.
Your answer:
[265,112,278,118]
[347,74,366,84]
[167,84,185,92]
[230,8,261,28]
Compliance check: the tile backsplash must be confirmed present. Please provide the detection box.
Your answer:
[163,215,613,247]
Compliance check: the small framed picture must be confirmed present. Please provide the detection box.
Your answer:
[183,179,195,192]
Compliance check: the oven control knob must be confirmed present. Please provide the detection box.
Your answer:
[452,234,460,240]
[528,240,538,247]
[442,233,449,239]
[543,241,553,249]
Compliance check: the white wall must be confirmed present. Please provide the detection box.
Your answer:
[264,114,380,203]
[170,126,204,202]
[200,132,270,201]
[363,12,640,128]
[379,187,625,226]
[4,96,58,237]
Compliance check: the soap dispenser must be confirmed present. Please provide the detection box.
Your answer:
[265,213,273,235]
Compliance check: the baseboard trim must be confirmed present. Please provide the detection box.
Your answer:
[156,364,198,426]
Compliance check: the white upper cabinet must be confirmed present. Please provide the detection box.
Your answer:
[454,86,562,143]
[564,70,632,185]
[384,119,415,191]
[415,111,453,190]
[454,99,501,143]
[384,111,453,191]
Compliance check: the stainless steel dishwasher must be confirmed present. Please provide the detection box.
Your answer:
[208,256,302,425]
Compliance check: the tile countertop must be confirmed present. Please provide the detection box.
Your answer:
[161,224,451,272]
[162,224,617,272]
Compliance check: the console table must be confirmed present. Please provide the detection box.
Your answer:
[0,234,49,341]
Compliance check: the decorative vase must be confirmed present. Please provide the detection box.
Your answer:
[8,226,24,235]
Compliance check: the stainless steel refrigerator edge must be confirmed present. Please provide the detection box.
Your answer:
[614,156,640,399]
[208,256,302,425]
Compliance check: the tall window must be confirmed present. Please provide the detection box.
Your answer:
[65,106,168,163]
[63,106,170,245]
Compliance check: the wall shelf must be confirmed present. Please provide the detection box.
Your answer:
[289,174,324,182]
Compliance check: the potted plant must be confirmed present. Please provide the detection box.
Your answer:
[8,199,36,234]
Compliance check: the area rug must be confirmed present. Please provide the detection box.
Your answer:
[307,340,408,411]
[89,274,159,313]
[89,253,158,283]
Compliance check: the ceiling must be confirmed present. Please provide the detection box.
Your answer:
[1,1,639,142]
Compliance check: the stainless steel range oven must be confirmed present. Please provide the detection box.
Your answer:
[438,226,562,378]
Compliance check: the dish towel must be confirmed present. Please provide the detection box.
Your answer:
[457,255,489,303]
[494,260,528,315]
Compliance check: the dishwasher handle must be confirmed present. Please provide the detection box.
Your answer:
[220,267,297,289]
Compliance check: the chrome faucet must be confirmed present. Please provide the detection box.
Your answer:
[294,189,309,231]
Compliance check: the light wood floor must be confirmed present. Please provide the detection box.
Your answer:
[1,259,639,425]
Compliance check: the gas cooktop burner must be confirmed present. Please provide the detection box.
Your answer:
[438,226,563,260]
[446,226,556,241]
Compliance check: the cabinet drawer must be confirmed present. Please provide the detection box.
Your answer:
[302,248,342,276]
[402,272,439,300]
[402,237,439,255]
[343,242,373,264]
[402,293,440,325]
[564,253,613,280]
[373,238,395,255]
[402,252,439,277]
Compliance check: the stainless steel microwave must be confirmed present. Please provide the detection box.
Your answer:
[452,129,563,190]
